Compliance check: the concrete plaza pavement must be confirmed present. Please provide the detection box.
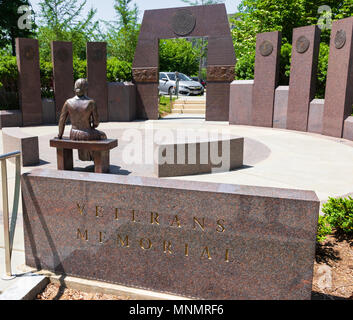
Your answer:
[1,117,353,297]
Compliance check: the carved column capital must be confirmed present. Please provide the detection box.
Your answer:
[207,65,235,82]
[132,67,159,83]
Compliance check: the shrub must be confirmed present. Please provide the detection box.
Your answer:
[106,58,132,82]
[0,55,18,91]
[0,55,19,109]
[73,58,87,81]
[316,215,332,243]
[40,60,54,99]
[322,196,353,234]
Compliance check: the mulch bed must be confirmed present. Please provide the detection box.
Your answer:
[36,283,131,300]
[312,230,353,300]
[36,231,353,300]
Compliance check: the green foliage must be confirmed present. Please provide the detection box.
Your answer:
[106,58,132,82]
[235,52,255,80]
[279,43,292,85]
[104,0,140,63]
[36,0,101,61]
[0,0,36,55]
[159,95,176,118]
[159,39,199,76]
[39,59,53,98]
[316,215,332,243]
[0,55,18,90]
[322,197,353,234]
[316,42,329,99]
[0,54,18,109]
[73,57,86,81]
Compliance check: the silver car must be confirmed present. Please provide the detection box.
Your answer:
[159,72,204,96]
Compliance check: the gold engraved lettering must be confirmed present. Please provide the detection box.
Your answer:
[216,219,225,233]
[150,212,160,225]
[193,217,205,231]
[163,240,173,254]
[117,234,129,247]
[77,229,88,241]
[99,231,105,244]
[170,215,181,228]
[225,249,230,262]
[115,208,121,220]
[131,209,136,222]
[201,246,212,260]
[139,238,152,250]
[185,243,189,257]
[96,206,104,218]
[77,203,85,216]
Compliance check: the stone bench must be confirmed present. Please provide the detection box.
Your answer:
[50,138,118,173]
[154,136,244,177]
[2,127,39,166]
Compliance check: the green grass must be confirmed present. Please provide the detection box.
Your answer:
[159,95,176,118]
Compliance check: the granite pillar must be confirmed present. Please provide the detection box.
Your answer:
[87,42,108,122]
[229,80,253,125]
[205,36,236,121]
[51,41,74,122]
[287,26,321,132]
[273,86,289,129]
[308,99,325,134]
[251,32,281,128]
[16,38,42,126]
[323,17,353,138]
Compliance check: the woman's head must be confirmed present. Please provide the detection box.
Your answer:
[74,78,88,97]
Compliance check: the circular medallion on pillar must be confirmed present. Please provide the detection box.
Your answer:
[24,46,34,61]
[259,40,273,57]
[171,9,196,36]
[296,36,310,54]
[335,30,346,49]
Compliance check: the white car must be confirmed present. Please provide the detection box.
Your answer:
[159,72,204,96]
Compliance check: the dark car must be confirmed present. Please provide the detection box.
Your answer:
[191,77,206,88]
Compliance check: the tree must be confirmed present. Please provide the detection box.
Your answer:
[36,0,100,61]
[230,0,353,96]
[0,0,36,56]
[104,0,140,63]
[159,39,199,76]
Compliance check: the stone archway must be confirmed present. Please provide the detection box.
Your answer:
[132,4,236,121]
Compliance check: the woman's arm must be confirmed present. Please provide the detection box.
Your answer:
[58,101,69,139]
[91,101,100,129]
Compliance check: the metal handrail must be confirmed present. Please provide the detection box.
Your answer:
[1,151,21,280]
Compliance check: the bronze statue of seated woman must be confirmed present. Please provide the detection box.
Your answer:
[58,78,107,161]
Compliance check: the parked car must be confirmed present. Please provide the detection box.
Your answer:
[159,72,204,96]
[191,76,206,88]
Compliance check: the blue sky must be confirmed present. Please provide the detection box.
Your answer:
[30,0,242,23]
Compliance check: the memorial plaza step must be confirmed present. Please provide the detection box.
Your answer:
[172,96,206,115]
[171,108,206,114]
